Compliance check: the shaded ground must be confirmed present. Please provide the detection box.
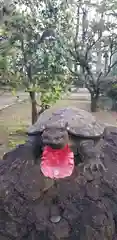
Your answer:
[0,91,28,110]
[0,98,117,157]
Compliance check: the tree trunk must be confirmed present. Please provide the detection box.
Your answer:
[29,91,38,124]
[91,94,98,112]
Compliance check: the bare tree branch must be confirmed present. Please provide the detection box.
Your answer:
[69,48,95,80]
[97,71,103,85]
[85,35,102,60]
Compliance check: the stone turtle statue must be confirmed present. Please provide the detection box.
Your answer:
[27,107,106,172]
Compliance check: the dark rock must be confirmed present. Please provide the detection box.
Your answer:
[0,128,117,239]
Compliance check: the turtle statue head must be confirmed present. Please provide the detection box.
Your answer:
[41,123,69,149]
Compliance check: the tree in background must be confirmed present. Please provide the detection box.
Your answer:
[0,0,70,123]
[1,0,117,114]
[59,0,117,111]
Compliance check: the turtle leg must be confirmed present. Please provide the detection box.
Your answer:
[79,139,106,172]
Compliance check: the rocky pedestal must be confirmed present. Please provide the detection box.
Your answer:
[0,127,117,239]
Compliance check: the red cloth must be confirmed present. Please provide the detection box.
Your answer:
[40,145,74,179]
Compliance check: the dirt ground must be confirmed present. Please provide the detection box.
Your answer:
[0,98,117,157]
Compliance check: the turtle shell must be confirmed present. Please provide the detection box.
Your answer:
[27,107,104,137]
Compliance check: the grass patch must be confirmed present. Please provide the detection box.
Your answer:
[0,101,30,156]
[8,124,27,149]
[8,138,26,149]
[9,125,27,136]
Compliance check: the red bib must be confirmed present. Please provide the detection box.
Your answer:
[40,145,74,179]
